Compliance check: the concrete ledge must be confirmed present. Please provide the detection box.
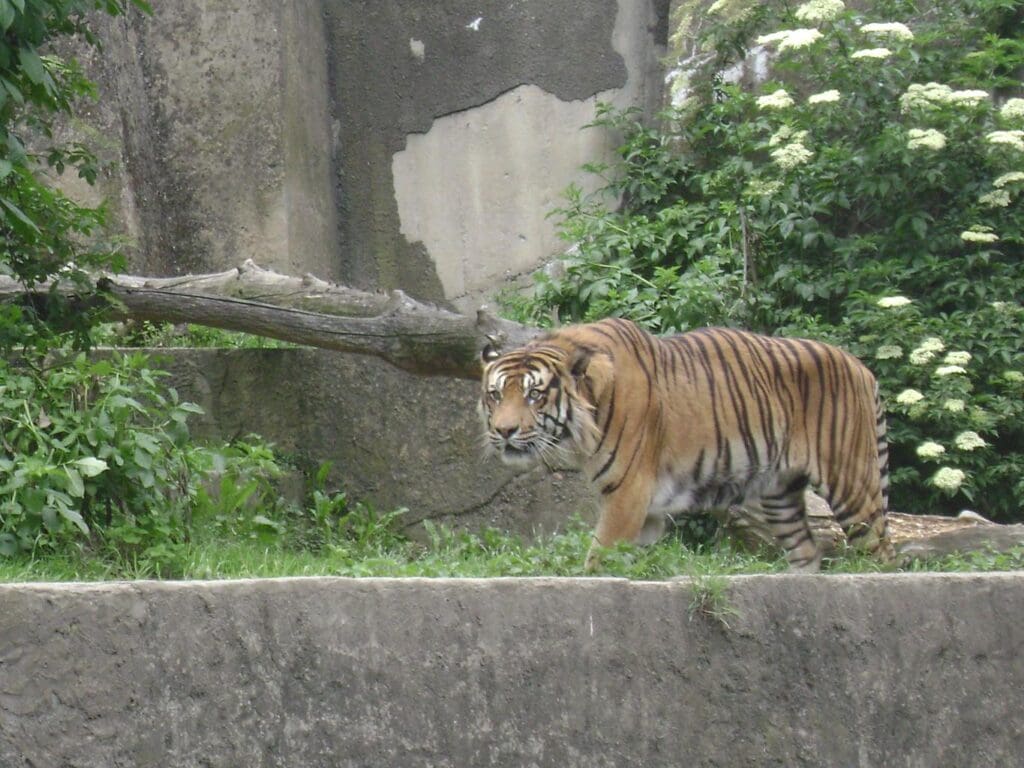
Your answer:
[1,574,1020,767]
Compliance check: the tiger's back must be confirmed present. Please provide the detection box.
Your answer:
[480,318,894,571]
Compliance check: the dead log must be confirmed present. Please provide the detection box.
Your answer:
[0,260,540,378]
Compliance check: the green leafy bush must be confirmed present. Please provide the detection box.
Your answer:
[0,351,201,556]
[512,0,1023,520]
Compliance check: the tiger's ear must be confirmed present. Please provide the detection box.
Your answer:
[569,346,613,405]
[481,343,501,364]
[569,346,593,380]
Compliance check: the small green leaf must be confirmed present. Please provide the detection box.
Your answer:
[0,198,40,234]
[18,47,45,85]
[64,466,84,498]
[252,515,282,531]
[133,447,153,469]
[0,533,18,557]
[58,506,89,535]
[0,1,14,31]
[0,77,24,105]
[0,159,12,180]
[73,457,108,478]
[42,506,59,531]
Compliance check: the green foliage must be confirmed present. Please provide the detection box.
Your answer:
[0,0,149,352]
[0,350,199,558]
[511,0,1024,521]
[93,321,298,349]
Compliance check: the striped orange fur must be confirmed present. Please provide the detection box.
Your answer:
[480,318,895,571]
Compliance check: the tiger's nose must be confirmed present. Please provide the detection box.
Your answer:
[496,425,518,440]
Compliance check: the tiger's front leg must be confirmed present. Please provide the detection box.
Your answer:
[584,478,655,572]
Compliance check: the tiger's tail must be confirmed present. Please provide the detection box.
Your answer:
[874,381,890,514]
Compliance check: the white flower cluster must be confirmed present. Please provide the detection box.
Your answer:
[916,441,945,458]
[943,350,971,366]
[794,0,845,22]
[744,178,783,198]
[895,389,924,405]
[1000,98,1024,122]
[808,90,841,105]
[954,431,987,451]
[979,189,1011,207]
[986,130,1024,151]
[935,365,967,377]
[756,90,795,110]
[901,82,990,112]
[851,48,891,60]
[943,399,965,413]
[906,128,946,151]
[771,140,814,170]
[1005,371,1024,383]
[769,126,807,147]
[860,22,913,40]
[960,230,999,243]
[757,28,824,51]
[909,337,944,365]
[993,171,1024,188]
[877,295,912,308]
[875,344,903,359]
[931,467,966,492]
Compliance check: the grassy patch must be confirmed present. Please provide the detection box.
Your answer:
[1,511,1022,583]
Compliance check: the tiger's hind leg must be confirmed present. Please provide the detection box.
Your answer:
[757,473,821,572]
[830,492,896,563]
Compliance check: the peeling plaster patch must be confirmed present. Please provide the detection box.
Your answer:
[466,16,483,31]
[392,84,613,309]
[409,38,425,61]
[392,0,664,311]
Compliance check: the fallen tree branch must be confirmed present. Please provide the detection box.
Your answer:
[0,260,541,378]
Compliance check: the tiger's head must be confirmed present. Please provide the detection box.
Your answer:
[479,339,610,467]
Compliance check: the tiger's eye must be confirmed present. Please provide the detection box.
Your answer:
[488,389,502,403]
[527,387,545,403]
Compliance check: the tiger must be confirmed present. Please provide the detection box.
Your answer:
[479,317,895,572]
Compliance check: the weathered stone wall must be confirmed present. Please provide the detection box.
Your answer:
[1,574,1020,767]
[73,0,669,310]
[55,0,671,530]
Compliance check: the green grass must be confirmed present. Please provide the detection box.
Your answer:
[1,513,1022,583]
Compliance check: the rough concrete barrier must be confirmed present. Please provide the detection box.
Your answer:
[1,574,1020,767]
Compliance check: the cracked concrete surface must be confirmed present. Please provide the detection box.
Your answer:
[1,574,1021,767]
[392,83,615,309]
[391,0,668,311]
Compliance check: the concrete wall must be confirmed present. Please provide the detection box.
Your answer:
[1,573,1020,767]
[72,0,669,310]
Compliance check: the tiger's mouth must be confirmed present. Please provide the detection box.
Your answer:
[502,443,533,458]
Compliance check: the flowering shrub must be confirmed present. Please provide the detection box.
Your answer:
[509,0,1024,520]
